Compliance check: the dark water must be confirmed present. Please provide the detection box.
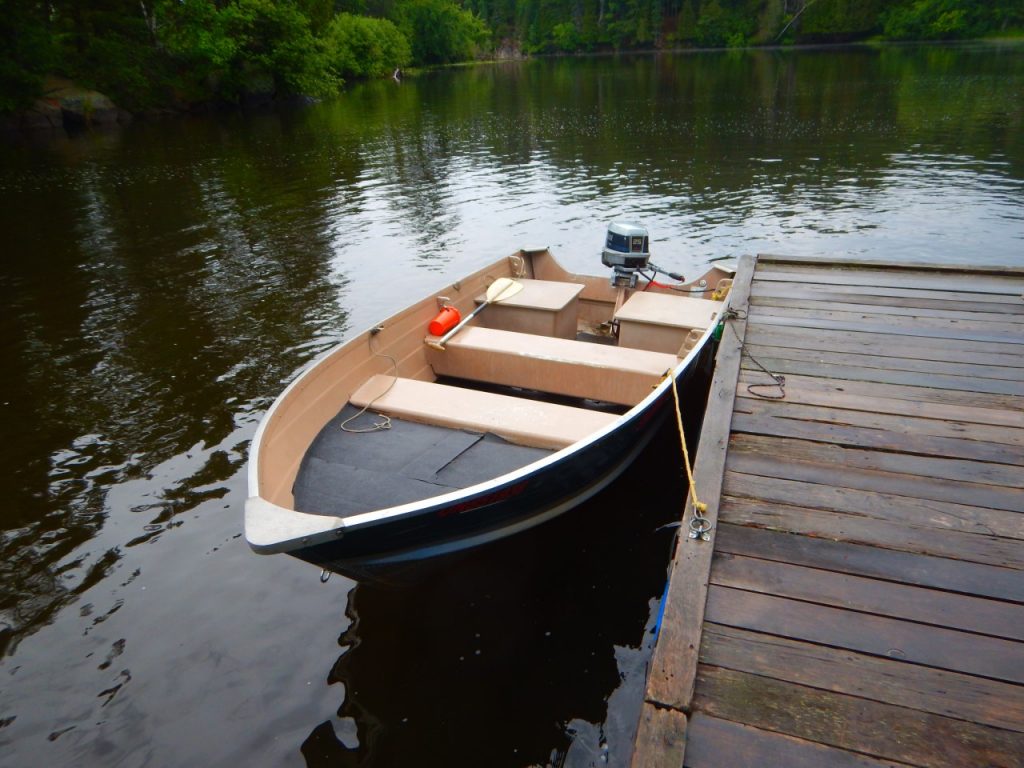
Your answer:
[1,44,1022,766]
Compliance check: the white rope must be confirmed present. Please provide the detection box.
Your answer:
[339,333,397,433]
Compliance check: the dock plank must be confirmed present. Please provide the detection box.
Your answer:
[630,703,688,768]
[750,295,1024,324]
[692,666,1024,768]
[753,264,1024,295]
[684,713,913,768]
[738,370,1024,428]
[705,586,1024,683]
[744,324,1024,367]
[729,432,1024,490]
[740,354,1024,396]
[722,471,1024,540]
[743,343,1024,382]
[716,523,1024,602]
[749,281,1024,313]
[719,496,1024,569]
[700,624,1024,734]
[730,410,1024,465]
[710,553,1024,638]
[747,311,1024,345]
[732,398,1024,448]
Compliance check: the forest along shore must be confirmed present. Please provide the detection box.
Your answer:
[2,0,1021,135]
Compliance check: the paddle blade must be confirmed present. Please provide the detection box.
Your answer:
[485,277,523,303]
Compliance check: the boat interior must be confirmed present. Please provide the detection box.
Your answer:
[258,249,732,519]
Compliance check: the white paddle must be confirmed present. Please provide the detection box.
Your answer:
[427,278,523,350]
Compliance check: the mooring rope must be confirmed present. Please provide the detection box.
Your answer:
[668,369,712,542]
[723,308,786,400]
[339,330,397,433]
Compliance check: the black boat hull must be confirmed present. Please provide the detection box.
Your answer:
[293,341,714,579]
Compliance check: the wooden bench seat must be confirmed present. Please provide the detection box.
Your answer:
[349,375,618,450]
[425,326,678,406]
[475,278,585,338]
[614,292,724,354]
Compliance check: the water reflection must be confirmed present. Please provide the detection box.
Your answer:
[305,425,689,768]
[0,112,349,655]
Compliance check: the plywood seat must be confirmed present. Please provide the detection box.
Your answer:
[475,278,585,338]
[349,375,618,450]
[614,292,724,354]
[426,326,679,406]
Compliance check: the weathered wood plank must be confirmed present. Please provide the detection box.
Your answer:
[730,433,1024,490]
[754,264,1024,295]
[744,343,1024,383]
[750,281,1024,313]
[693,666,1024,767]
[740,355,1024,396]
[722,471,1024,541]
[733,398,1024,448]
[720,496,1024,569]
[741,358,1024,399]
[744,324,1024,366]
[630,703,688,768]
[684,712,912,768]
[644,254,756,713]
[757,253,1024,277]
[700,623,1024,734]
[748,311,1024,345]
[751,295,1024,324]
[748,303,1024,335]
[727,444,1024,513]
[730,410,1024,466]
[715,524,1024,602]
[738,371,1024,428]
[710,553,1024,637]
[705,586,1024,682]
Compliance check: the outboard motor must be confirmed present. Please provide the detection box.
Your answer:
[602,222,650,288]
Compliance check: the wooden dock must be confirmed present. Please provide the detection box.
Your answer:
[632,255,1024,767]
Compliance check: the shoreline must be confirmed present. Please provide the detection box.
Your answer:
[5,36,1021,140]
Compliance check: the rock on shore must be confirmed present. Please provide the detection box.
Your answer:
[4,77,128,134]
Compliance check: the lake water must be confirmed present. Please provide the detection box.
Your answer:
[1,43,1022,767]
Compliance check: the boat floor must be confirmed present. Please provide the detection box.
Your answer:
[293,404,553,518]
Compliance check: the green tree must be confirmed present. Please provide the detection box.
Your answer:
[883,0,987,40]
[214,0,335,99]
[49,0,162,108]
[695,0,756,47]
[323,13,411,79]
[551,20,581,49]
[394,0,490,64]
[0,0,54,112]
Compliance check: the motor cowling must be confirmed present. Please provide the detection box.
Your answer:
[602,222,650,287]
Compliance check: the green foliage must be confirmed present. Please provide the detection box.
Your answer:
[47,0,163,109]
[798,0,884,41]
[156,0,236,102]
[394,0,490,65]
[694,0,756,48]
[216,0,336,99]
[883,0,986,40]
[551,21,581,50]
[0,0,54,112]
[324,13,411,79]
